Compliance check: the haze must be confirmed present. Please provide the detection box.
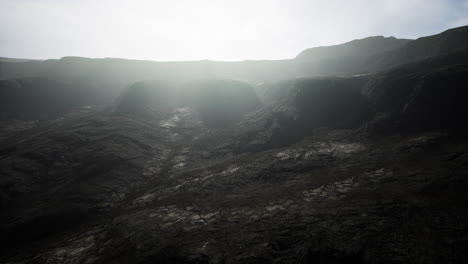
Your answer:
[1,0,467,61]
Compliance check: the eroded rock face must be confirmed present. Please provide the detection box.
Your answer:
[0,77,99,120]
[292,78,372,129]
[364,64,468,133]
[225,77,373,153]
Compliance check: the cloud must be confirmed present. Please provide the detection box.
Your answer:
[0,0,467,60]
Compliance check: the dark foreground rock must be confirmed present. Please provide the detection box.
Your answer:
[364,63,468,133]
[220,77,372,153]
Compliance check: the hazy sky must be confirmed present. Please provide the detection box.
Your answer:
[1,0,467,61]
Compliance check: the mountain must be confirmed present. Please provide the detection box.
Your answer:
[366,26,468,71]
[296,36,411,62]
[0,57,295,87]
[363,52,468,132]
[0,78,102,121]
[294,36,411,76]
[1,26,468,263]
[1,26,467,112]
[0,57,37,63]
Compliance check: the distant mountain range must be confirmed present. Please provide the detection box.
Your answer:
[1,26,467,83]
[1,25,467,122]
[0,57,37,63]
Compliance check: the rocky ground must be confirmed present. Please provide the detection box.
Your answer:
[1,56,468,263]
[1,99,467,263]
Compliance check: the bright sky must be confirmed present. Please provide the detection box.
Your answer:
[1,0,467,61]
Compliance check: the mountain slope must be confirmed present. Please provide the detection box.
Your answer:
[366,25,468,72]
[0,77,103,120]
[294,36,411,76]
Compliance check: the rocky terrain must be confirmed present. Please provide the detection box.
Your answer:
[1,26,468,263]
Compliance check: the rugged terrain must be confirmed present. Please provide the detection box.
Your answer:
[1,26,468,263]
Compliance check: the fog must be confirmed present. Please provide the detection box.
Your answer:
[2,1,468,262]
[1,0,467,61]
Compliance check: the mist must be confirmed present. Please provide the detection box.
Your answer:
[1,1,468,263]
[1,0,467,61]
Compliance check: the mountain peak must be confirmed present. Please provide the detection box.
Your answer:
[295,36,412,61]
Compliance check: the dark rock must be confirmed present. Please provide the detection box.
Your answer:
[0,77,99,120]
[227,77,373,152]
[364,63,468,133]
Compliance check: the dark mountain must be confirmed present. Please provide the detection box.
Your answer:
[0,57,37,63]
[295,36,411,62]
[364,55,468,133]
[366,26,468,71]
[0,57,294,87]
[294,36,411,76]
[1,26,466,83]
[0,77,101,120]
[1,26,467,111]
[114,80,179,115]
[223,76,372,153]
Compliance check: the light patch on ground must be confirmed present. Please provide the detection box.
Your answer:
[173,155,187,170]
[275,142,366,161]
[160,115,180,128]
[133,192,157,204]
[160,107,191,129]
[330,142,365,153]
[302,168,392,202]
[147,205,220,228]
[220,166,240,176]
[48,234,97,263]
[275,149,302,160]
[174,172,215,190]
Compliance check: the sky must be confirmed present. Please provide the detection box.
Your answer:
[1,0,467,61]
